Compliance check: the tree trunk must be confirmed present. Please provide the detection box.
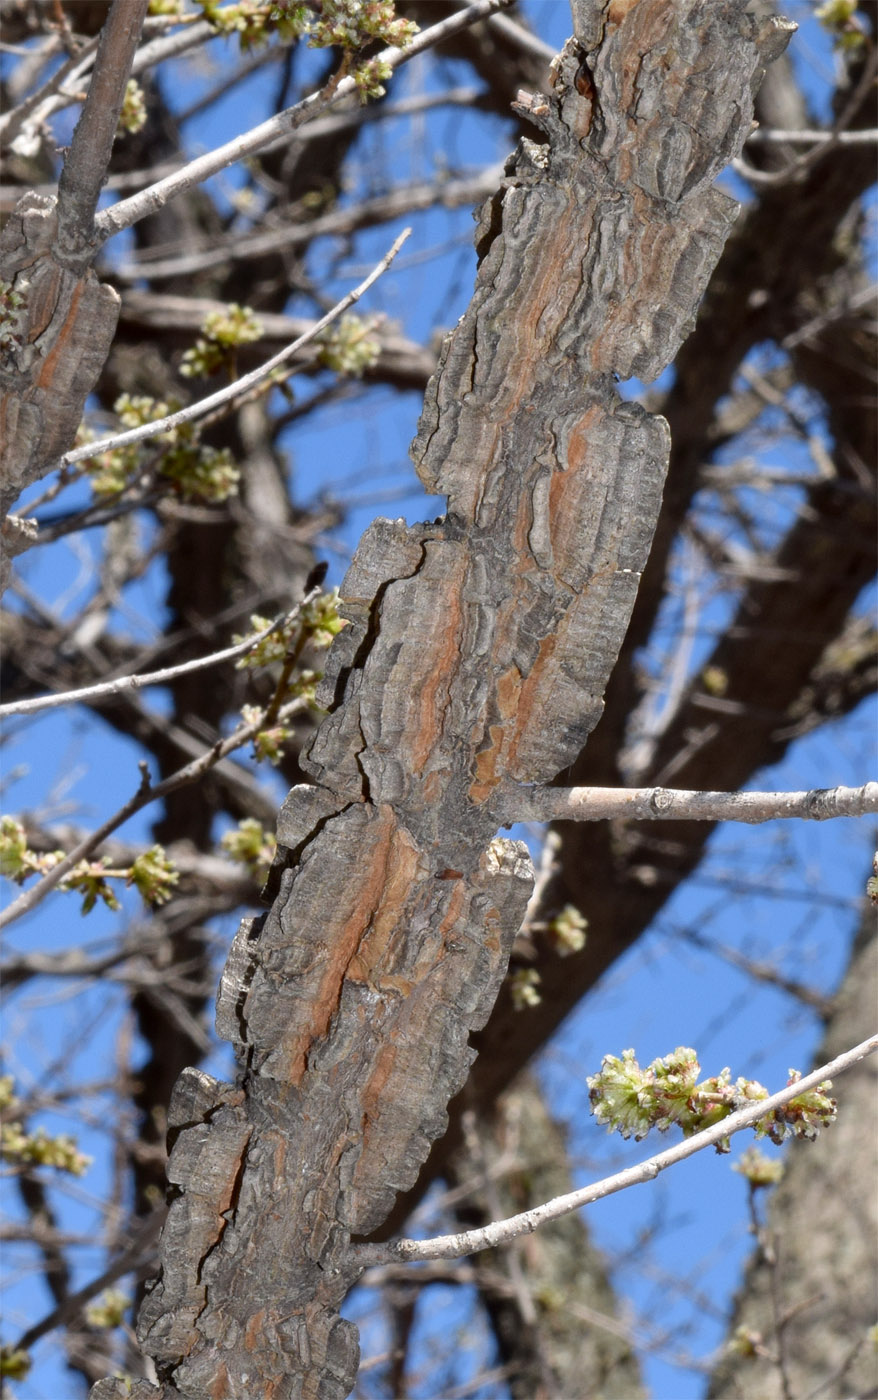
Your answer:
[89,5,792,1395]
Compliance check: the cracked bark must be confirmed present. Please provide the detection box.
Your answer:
[89,6,791,1396]
[0,0,149,584]
[375,39,877,1241]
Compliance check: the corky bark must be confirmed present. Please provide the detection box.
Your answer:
[93,6,791,1396]
[0,0,149,585]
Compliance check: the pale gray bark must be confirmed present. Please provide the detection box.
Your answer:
[85,6,792,1397]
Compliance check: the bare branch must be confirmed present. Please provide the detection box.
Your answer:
[0,695,306,931]
[117,170,497,282]
[504,782,878,825]
[56,229,410,472]
[733,46,878,189]
[781,282,877,352]
[0,597,315,718]
[1,87,484,205]
[0,16,207,151]
[671,925,833,1016]
[746,127,878,145]
[471,0,556,64]
[0,34,103,149]
[129,17,218,80]
[13,1209,166,1356]
[359,1034,878,1267]
[55,0,150,261]
[94,0,516,242]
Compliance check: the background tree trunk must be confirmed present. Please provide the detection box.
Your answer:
[707,903,878,1400]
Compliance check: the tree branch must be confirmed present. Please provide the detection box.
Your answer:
[55,0,150,263]
[358,1034,878,1267]
[746,127,878,145]
[116,291,436,391]
[116,170,497,282]
[504,782,878,825]
[733,46,878,189]
[0,15,207,151]
[0,696,306,931]
[94,0,515,242]
[13,1209,166,1356]
[118,11,796,1395]
[55,229,409,472]
[0,592,320,718]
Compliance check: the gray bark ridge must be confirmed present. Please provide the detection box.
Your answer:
[0,193,120,584]
[121,6,792,1397]
[0,193,120,512]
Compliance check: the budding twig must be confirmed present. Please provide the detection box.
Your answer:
[94,0,515,241]
[54,229,410,474]
[356,1033,878,1267]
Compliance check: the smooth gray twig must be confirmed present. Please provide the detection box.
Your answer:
[56,228,410,471]
[357,1033,878,1266]
[504,782,878,825]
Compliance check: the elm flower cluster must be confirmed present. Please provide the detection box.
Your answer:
[588,1048,836,1151]
[732,1145,784,1188]
[196,0,417,66]
[221,818,277,884]
[546,904,588,955]
[181,303,263,379]
[79,393,240,504]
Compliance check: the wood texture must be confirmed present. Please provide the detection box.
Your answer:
[0,193,120,517]
[115,5,792,1396]
[1,0,148,587]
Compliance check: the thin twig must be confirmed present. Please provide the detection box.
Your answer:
[746,127,878,145]
[0,593,318,718]
[733,47,878,188]
[116,291,436,381]
[56,228,410,473]
[356,1033,878,1266]
[0,35,101,147]
[129,16,217,80]
[502,782,878,825]
[781,283,877,352]
[0,700,305,931]
[12,1208,166,1355]
[116,169,498,282]
[94,0,515,241]
[670,925,833,1016]
[0,15,199,148]
[472,0,556,63]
